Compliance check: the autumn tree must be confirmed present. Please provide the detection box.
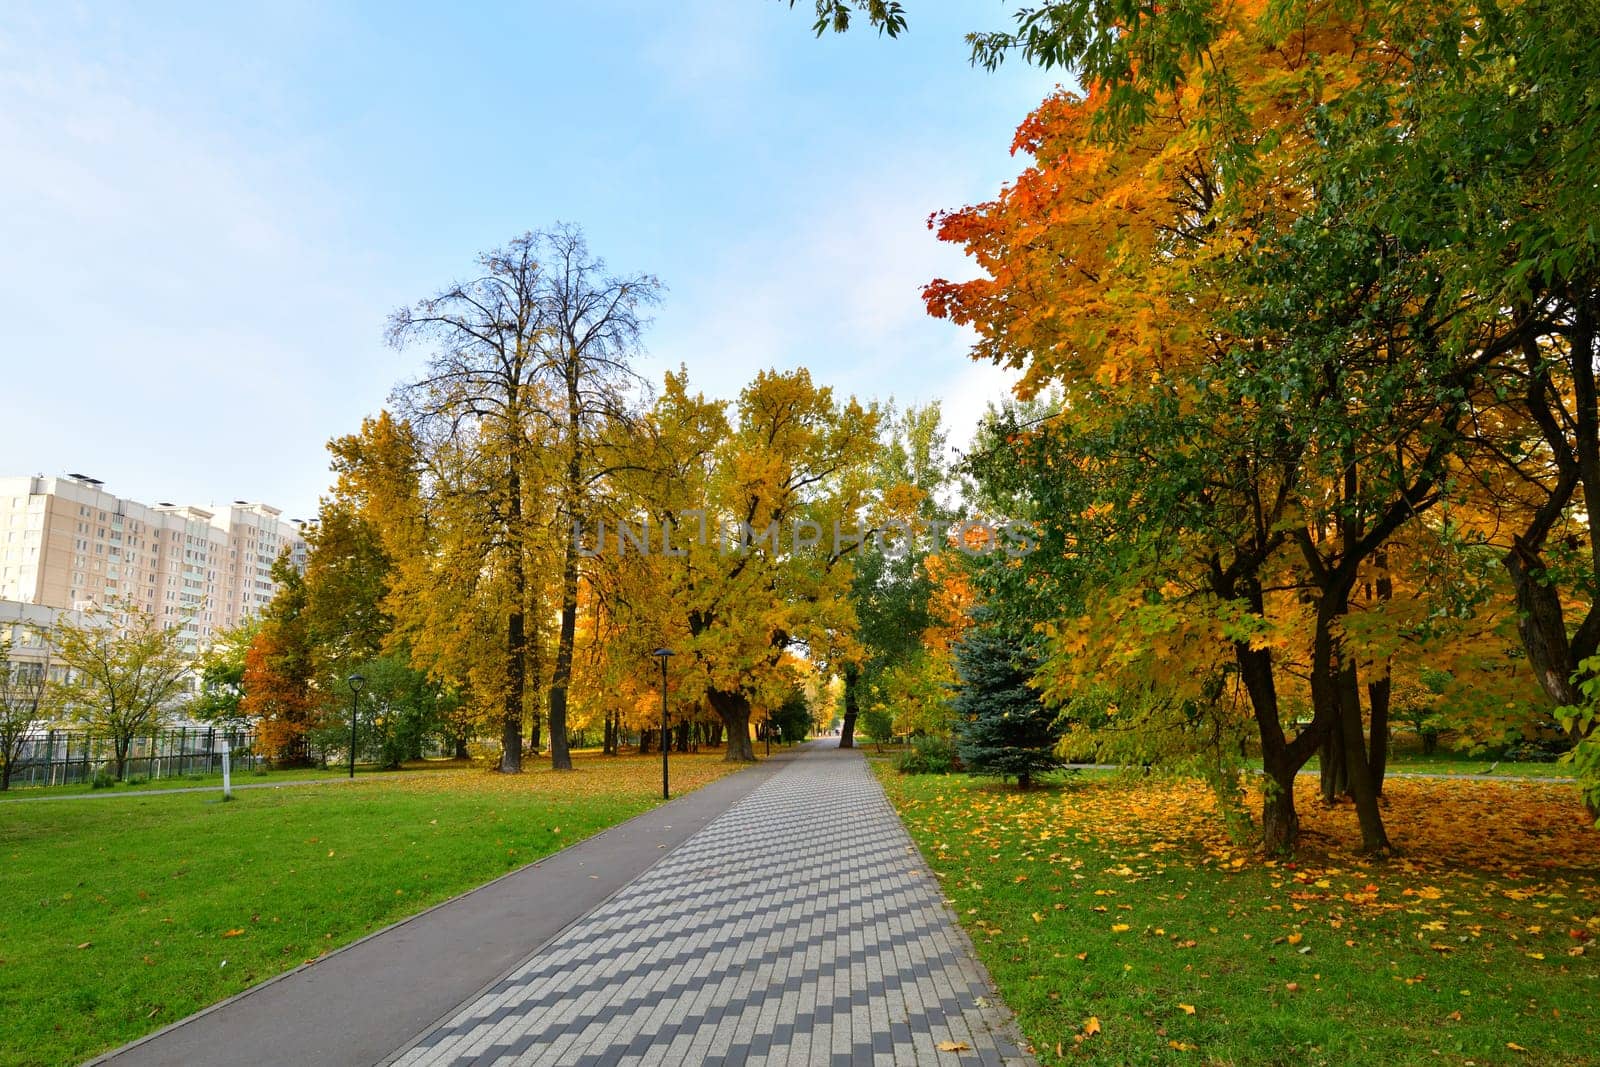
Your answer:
[607,369,878,761]
[387,228,659,771]
[917,1,1560,853]
[386,235,561,772]
[521,226,661,772]
[46,600,191,781]
[242,553,318,766]
[325,413,495,759]
[301,496,391,676]
[0,642,53,791]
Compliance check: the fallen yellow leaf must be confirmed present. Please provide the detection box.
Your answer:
[936,1040,971,1053]
[222,929,245,938]
[1111,923,1131,933]
[1083,1016,1101,1036]
[1178,1003,1196,1015]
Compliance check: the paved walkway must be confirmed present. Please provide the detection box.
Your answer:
[388,744,1030,1066]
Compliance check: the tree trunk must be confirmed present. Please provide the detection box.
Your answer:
[545,367,585,773]
[1337,658,1391,853]
[453,735,470,760]
[1320,727,1347,804]
[674,720,690,753]
[1367,672,1390,795]
[1261,760,1300,856]
[1235,629,1316,856]
[838,664,859,749]
[114,735,129,781]
[638,727,653,755]
[707,688,757,762]
[546,536,578,770]
[1366,552,1394,795]
[527,619,545,749]
[1506,542,1583,706]
[501,466,526,774]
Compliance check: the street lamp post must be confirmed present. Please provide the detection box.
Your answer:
[347,674,365,780]
[652,649,674,800]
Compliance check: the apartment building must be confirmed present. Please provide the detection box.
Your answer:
[0,473,306,649]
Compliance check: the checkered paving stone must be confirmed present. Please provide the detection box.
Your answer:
[391,745,1032,1066]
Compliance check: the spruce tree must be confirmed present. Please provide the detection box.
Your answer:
[952,622,1062,789]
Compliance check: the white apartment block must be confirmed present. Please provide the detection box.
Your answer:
[0,473,306,650]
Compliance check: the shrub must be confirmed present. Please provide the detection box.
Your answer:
[90,767,116,790]
[1504,736,1573,762]
[894,734,956,775]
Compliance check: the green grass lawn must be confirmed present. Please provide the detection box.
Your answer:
[1355,752,1573,779]
[874,762,1600,1066]
[0,751,742,1067]
[0,763,361,798]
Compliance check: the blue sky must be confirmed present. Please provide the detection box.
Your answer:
[0,2,1059,521]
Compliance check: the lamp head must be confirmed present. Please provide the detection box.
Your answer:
[348,673,366,694]
[652,648,674,659]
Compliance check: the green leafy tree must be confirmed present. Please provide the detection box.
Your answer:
[842,403,954,747]
[191,619,259,729]
[309,654,458,769]
[771,690,813,744]
[47,600,192,781]
[860,706,895,752]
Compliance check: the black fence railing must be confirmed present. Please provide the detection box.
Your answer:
[4,726,264,789]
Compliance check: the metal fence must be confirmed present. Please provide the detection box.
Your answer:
[5,726,264,789]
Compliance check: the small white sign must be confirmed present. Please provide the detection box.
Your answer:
[220,740,232,799]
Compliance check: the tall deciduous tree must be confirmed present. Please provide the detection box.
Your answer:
[387,227,660,772]
[918,0,1554,853]
[521,226,661,773]
[386,235,561,773]
[609,369,878,760]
